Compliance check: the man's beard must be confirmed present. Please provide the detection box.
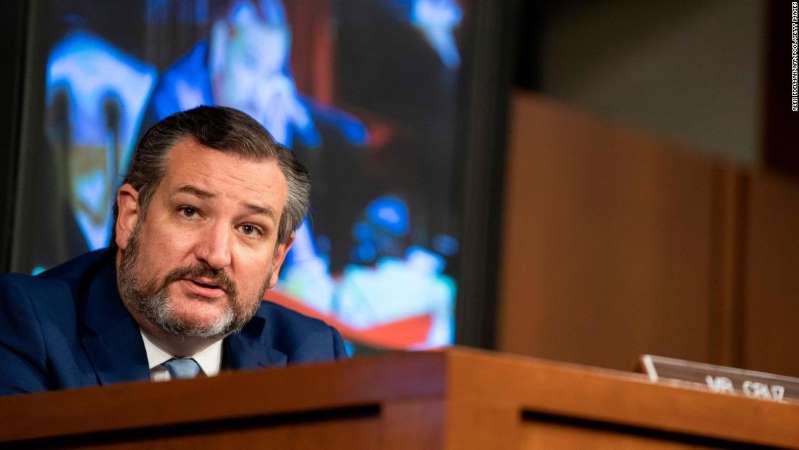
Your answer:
[117,225,271,340]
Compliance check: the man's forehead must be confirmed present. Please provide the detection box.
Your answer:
[160,138,288,208]
[162,137,280,177]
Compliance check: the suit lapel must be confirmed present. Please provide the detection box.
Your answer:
[223,313,286,371]
[80,262,150,385]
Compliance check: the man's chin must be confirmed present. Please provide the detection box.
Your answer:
[147,297,235,338]
[155,314,234,339]
[172,308,232,331]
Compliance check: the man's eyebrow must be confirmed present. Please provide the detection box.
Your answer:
[174,185,214,199]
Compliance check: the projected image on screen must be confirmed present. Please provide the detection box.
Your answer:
[17,0,467,350]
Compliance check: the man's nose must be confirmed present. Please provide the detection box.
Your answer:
[196,222,232,269]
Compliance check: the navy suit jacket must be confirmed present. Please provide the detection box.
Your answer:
[0,249,345,396]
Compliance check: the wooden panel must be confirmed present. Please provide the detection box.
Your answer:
[447,349,799,449]
[498,92,718,370]
[3,349,799,449]
[49,416,382,450]
[743,171,799,377]
[518,421,717,450]
[381,399,445,450]
[0,352,445,444]
[708,167,747,368]
[446,401,519,450]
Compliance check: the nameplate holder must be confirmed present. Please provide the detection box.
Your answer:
[639,355,799,403]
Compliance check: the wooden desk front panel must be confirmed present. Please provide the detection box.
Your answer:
[3,351,797,449]
[12,399,446,450]
[518,422,720,450]
[34,416,382,450]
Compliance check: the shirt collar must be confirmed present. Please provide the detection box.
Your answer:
[140,330,222,377]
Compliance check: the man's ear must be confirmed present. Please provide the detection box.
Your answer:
[115,183,140,250]
[268,232,295,289]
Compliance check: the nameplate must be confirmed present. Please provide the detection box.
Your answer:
[639,355,799,403]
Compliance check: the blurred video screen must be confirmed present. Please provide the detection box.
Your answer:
[13,0,472,350]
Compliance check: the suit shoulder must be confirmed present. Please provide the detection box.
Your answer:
[0,267,82,332]
[37,249,113,284]
[0,272,69,302]
[258,300,347,360]
[0,249,111,312]
[259,300,332,333]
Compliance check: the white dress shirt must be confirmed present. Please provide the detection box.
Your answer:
[140,331,222,381]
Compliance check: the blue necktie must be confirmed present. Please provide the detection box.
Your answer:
[161,357,202,380]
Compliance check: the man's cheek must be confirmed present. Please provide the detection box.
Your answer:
[151,227,196,254]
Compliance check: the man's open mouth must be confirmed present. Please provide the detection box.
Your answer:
[186,278,226,295]
[189,280,222,289]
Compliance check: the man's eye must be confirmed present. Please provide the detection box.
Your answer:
[178,206,198,218]
[239,224,263,237]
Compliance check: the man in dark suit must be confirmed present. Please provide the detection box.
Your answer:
[0,106,345,396]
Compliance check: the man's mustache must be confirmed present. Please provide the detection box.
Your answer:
[162,263,238,297]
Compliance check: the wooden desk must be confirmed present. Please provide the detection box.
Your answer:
[1,348,796,449]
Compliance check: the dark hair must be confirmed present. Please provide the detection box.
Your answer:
[118,105,310,244]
